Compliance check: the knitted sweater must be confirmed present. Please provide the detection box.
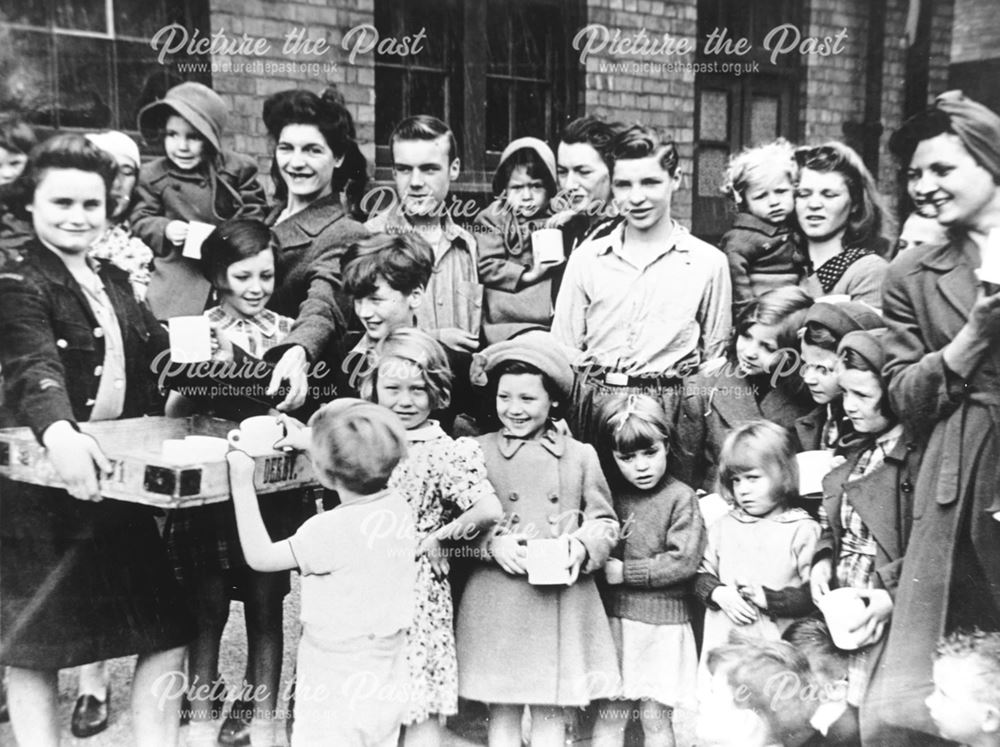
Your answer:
[605,476,707,625]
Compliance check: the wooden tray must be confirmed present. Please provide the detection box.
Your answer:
[0,416,318,508]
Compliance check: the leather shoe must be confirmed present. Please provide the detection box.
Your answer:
[71,689,109,738]
[218,699,253,746]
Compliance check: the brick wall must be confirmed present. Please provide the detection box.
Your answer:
[208,0,375,195]
[581,0,699,222]
[951,0,999,63]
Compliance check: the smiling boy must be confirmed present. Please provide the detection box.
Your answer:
[552,124,731,443]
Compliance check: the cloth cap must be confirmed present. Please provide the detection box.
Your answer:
[935,90,1000,180]
[837,328,890,374]
[137,82,227,154]
[804,301,884,341]
[470,330,574,398]
[492,136,558,195]
[85,131,140,169]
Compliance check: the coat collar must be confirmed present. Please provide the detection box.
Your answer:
[268,193,348,246]
[496,424,565,458]
[730,212,787,237]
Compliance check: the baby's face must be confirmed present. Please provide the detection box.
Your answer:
[744,173,794,226]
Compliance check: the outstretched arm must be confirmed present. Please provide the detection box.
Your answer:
[227,451,297,572]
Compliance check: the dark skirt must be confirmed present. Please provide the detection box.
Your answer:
[164,489,314,594]
[0,486,195,669]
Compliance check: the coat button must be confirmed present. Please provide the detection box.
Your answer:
[509,491,519,502]
[85,398,96,406]
[94,365,103,376]
[548,493,559,503]
[901,480,913,493]
[171,184,180,191]
[56,338,68,348]
[94,327,104,338]
[510,513,520,524]
[113,379,124,390]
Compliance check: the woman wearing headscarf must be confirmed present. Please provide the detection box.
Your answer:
[871,91,1000,745]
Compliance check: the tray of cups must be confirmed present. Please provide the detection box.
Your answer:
[0,415,317,508]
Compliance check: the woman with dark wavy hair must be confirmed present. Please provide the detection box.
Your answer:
[794,141,891,307]
[257,88,369,414]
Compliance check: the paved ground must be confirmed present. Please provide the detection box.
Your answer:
[0,574,696,745]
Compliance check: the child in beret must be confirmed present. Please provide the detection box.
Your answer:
[456,331,622,745]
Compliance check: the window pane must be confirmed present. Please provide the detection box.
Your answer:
[0,0,49,27]
[375,67,404,145]
[53,0,107,33]
[699,90,728,142]
[3,30,55,125]
[404,0,448,67]
[486,0,509,74]
[513,82,547,141]
[410,71,446,121]
[697,147,728,198]
[115,41,170,127]
[56,35,113,128]
[750,95,779,146]
[510,3,548,75]
[116,0,170,39]
[486,78,509,152]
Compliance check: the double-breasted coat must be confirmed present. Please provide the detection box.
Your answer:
[874,237,1000,737]
[455,429,622,706]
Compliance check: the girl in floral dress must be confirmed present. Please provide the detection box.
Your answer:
[360,327,503,745]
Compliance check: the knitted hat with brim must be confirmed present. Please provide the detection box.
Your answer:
[837,328,890,374]
[804,301,884,341]
[470,330,574,399]
[137,82,227,154]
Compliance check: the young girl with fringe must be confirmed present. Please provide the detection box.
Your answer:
[591,394,706,747]
[456,331,621,747]
[359,327,503,746]
[695,421,820,671]
[164,219,301,747]
[132,81,266,320]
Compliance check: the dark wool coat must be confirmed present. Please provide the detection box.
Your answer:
[265,194,368,365]
[675,363,814,491]
[131,152,267,320]
[873,238,1000,738]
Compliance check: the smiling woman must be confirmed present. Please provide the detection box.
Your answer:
[0,134,192,746]
[259,88,370,414]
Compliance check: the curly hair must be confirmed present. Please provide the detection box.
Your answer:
[721,138,797,208]
[608,123,679,177]
[359,327,453,411]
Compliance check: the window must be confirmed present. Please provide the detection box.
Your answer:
[374,0,578,192]
[0,0,208,132]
